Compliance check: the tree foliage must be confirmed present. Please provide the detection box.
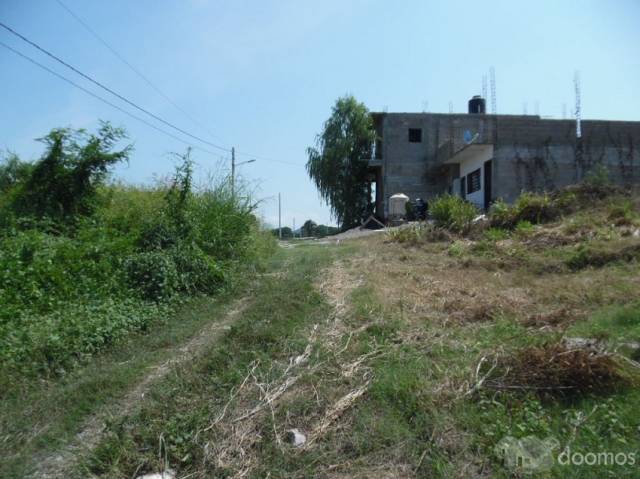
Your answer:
[0,152,33,193]
[11,122,131,221]
[301,219,317,237]
[306,96,375,230]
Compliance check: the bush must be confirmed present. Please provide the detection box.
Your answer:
[0,128,275,378]
[170,246,225,294]
[0,298,170,375]
[10,123,131,221]
[124,251,179,301]
[490,193,557,229]
[431,194,477,233]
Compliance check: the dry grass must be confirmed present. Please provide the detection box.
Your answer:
[483,342,636,397]
[521,307,585,329]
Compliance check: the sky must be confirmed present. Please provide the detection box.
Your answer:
[1,0,639,227]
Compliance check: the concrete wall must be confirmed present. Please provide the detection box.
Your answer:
[380,113,495,214]
[492,118,640,202]
[376,112,640,216]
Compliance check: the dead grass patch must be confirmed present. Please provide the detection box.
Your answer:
[521,307,585,329]
[445,301,505,323]
[481,343,636,397]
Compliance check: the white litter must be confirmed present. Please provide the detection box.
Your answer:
[135,469,175,479]
[286,428,306,447]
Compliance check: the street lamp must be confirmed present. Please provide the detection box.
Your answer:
[231,146,256,196]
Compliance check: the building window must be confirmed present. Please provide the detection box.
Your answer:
[408,128,422,143]
[467,168,481,194]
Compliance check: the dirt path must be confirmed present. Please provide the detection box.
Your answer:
[32,297,251,479]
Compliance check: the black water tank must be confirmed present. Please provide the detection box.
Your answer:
[468,95,486,114]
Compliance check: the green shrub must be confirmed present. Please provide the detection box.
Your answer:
[0,298,170,375]
[137,215,180,250]
[124,251,179,301]
[431,194,477,233]
[0,128,275,378]
[10,123,131,221]
[170,246,225,294]
[490,193,557,229]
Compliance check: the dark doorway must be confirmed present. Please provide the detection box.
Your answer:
[460,176,466,199]
[483,159,493,209]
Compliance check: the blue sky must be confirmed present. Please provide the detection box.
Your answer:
[1,0,639,227]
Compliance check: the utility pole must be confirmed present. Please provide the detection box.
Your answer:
[231,147,235,197]
[230,148,255,198]
[278,193,282,239]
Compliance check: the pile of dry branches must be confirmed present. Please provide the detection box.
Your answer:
[469,342,638,398]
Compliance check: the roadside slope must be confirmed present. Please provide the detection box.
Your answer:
[1,284,255,478]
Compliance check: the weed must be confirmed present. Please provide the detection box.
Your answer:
[448,240,467,257]
[565,242,640,270]
[490,192,557,229]
[484,227,510,241]
[514,220,534,236]
[608,199,637,226]
[387,223,452,244]
[386,224,424,244]
[584,164,611,187]
[431,194,477,233]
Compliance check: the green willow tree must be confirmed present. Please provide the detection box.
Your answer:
[306,96,376,230]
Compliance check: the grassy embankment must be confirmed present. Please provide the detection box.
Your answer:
[0,125,276,477]
[84,183,640,478]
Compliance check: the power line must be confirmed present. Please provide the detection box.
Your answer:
[0,40,226,160]
[53,0,230,149]
[0,21,303,170]
[0,21,229,153]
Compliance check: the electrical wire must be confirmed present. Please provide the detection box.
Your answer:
[0,21,229,153]
[0,40,226,160]
[0,21,304,169]
[53,0,230,149]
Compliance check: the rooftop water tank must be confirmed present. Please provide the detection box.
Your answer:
[468,95,486,114]
[389,193,409,219]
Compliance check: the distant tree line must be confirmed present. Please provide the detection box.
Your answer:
[271,219,339,239]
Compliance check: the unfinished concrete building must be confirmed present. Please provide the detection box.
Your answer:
[367,97,640,219]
